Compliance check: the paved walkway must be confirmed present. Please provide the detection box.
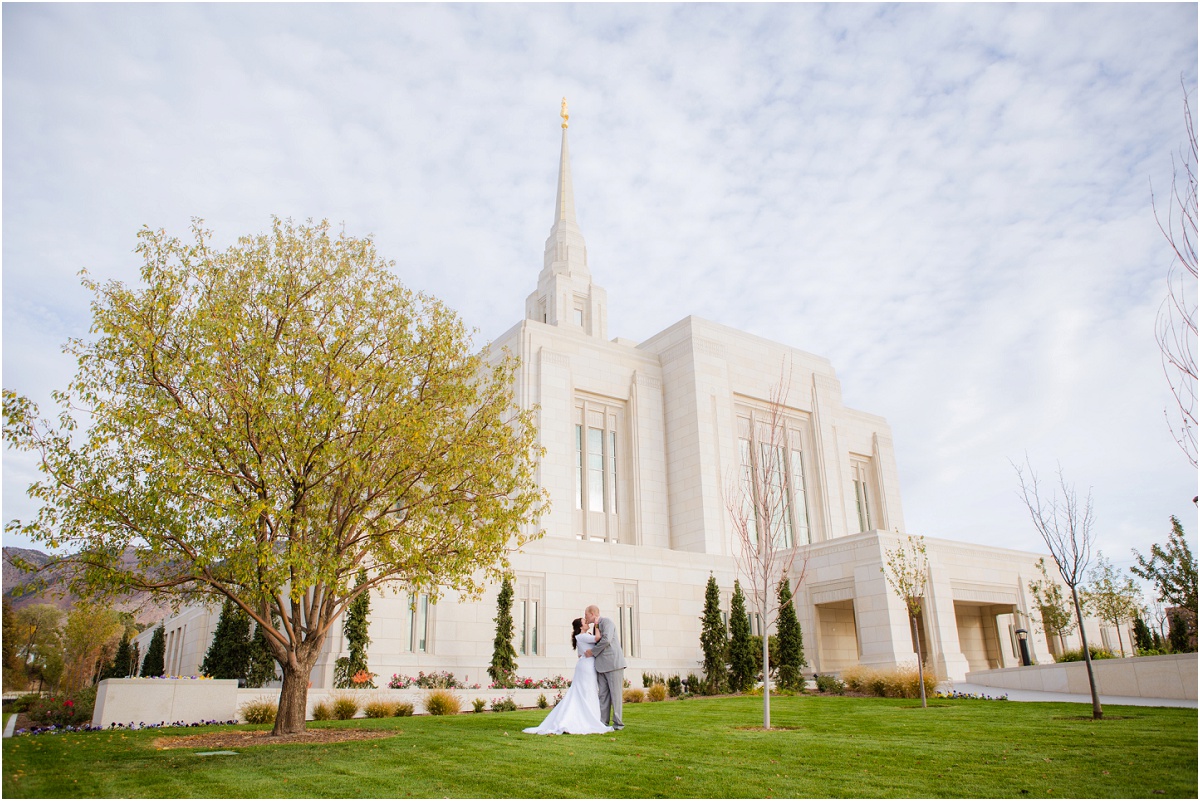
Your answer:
[3,714,17,738]
[949,681,1197,709]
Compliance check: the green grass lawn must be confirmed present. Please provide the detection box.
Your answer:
[3,694,1196,798]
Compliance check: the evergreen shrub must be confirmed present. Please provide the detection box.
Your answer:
[699,574,728,693]
[489,577,518,687]
[775,576,807,691]
[728,581,756,693]
[667,675,683,697]
[815,674,845,694]
[11,693,42,713]
[642,672,664,688]
[536,693,548,709]
[140,624,166,677]
[472,698,487,713]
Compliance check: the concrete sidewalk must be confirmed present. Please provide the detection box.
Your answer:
[949,681,1197,709]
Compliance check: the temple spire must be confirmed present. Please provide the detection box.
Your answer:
[526,99,607,339]
[552,99,578,229]
[544,98,587,277]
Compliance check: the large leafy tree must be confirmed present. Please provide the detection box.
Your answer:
[3,218,547,734]
[11,603,64,691]
[727,580,756,693]
[774,574,806,691]
[1131,516,1197,642]
[1,598,19,689]
[699,574,728,694]
[61,601,123,692]
[10,599,60,690]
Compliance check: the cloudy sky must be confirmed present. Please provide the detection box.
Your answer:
[3,4,1197,582]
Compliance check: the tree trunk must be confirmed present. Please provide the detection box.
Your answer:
[1070,587,1103,720]
[761,631,771,729]
[1115,623,1126,657]
[272,659,314,735]
[267,630,328,736]
[911,613,927,709]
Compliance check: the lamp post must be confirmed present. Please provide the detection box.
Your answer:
[1015,627,1032,666]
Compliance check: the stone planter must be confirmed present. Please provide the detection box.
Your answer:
[93,678,239,728]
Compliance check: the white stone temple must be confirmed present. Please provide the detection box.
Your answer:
[137,105,1123,688]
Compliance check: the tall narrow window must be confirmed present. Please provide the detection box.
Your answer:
[575,399,625,540]
[516,575,543,657]
[575,425,584,510]
[738,413,803,549]
[789,443,811,545]
[610,431,618,515]
[587,427,605,512]
[759,438,793,549]
[852,460,873,532]
[737,418,758,542]
[616,584,638,658]
[408,593,430,653]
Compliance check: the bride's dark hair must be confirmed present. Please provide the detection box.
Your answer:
[571,618,583,650]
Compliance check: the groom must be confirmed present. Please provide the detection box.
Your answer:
[584,604,626,730]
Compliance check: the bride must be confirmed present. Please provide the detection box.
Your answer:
[523,618,614,735]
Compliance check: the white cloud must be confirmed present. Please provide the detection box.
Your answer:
[3,3,1196,578]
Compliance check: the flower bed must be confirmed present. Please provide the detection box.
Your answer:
[15,718,237,737]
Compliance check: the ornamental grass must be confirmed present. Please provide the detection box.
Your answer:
[330,694,360,720]
[238,697,277,725]
[424,690,462,716]
[840,663,941,698]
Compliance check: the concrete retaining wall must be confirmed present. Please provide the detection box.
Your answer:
[965,653,1196,700]
[93,678,239,727]
[93,681,638,726]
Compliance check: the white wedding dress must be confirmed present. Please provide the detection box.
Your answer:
[523,631,614,735]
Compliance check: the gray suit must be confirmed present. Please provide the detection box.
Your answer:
[591,616,627,729]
